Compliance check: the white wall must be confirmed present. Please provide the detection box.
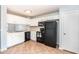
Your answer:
[0,6,7,51]
[30,12,59,42]
[7,14,30,48]
[59,6,79,53]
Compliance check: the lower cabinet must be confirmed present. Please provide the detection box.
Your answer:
[7,32,25,48]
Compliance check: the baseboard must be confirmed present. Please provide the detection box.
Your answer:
[0,48,7,52]
[59,47,77,54]
[63,49,77,54]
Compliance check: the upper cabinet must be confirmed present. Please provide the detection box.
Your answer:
[7,14,31,32]
[7,14,30,25]
[29,12,59,26]
[29,19,38,26]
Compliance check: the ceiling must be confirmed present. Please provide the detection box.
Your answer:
[7,5,59,17]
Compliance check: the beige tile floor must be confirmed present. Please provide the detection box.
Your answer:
[2,40,71,54]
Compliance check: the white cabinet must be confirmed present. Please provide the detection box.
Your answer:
[30,21,38,26]
[7,14,30,48]
[7,32,25,48]
[29,18,40,26]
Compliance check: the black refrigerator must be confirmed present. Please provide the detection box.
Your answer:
[38,21,57,48]
[44,21,57,48]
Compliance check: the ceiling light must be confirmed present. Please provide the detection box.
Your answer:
[24,10,32,14]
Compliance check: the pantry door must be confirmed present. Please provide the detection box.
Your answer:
[62,12,79,53]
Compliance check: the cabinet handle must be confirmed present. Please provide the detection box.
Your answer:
[64,33,66,35]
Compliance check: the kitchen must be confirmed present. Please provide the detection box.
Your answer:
[0,5,79,54]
